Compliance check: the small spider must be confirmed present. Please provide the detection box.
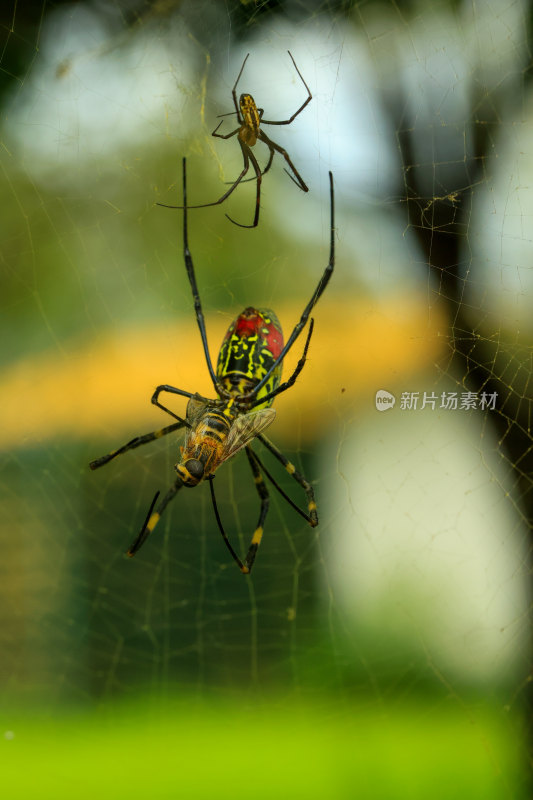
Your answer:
[159,51,312,228]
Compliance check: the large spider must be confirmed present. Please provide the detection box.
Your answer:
[159,51,312,229]
[90,159,334,574]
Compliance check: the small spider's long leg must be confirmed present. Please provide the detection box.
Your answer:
[151,384,194,425]
[231,53,250,120]
[250,319,314,409]
[229,143,273,185]
[157,128,240,212]
[259,51,312,126]
[225,142,262,229]
[249,447,315,524]
[207,477,246,572]
[216,106,261,122]
[211,121,240,139]
[256,434,318,527]
[158,147,250,219]
[249,171,334,399]
[89,421,186,471]
[127,478,184,557]
[258,129,308,192]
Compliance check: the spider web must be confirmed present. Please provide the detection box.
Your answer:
[1,0,531,797]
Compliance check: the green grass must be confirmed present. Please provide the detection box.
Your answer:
[1,694,524,799]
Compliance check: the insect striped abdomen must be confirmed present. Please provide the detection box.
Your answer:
[177,410,232,484]
[217,307,284,409]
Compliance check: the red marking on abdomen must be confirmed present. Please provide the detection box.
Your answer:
[234,311,262,338]
[264,320,283,359]
[224,307,284,360]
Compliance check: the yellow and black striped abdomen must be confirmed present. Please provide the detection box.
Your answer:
[239,93,261,146]
[178,409,233,484]
[217,307,284,409]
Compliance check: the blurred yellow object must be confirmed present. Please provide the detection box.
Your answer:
[1,294,446,449]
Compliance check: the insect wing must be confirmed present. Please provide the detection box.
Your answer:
[185,393,210,425]
[221,408,276,462]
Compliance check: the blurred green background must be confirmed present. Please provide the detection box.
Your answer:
[1,0,531,797]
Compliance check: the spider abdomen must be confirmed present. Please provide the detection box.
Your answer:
[217,307,284,409]
[239,93,261,145]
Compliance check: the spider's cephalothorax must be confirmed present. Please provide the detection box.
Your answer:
[158,51,312,229]
[90,158,335,574]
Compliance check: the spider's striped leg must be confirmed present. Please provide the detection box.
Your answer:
[249,171,335,400]
[249,448,314,525]
[207,449,270,575]
[127,477,184,557]
[89,421,185,471]
[256,434,318,527]
[225,142,262,229]
[250,319,314,409]
[240,447,271,574]
[258,129,308,192]
[151,384,194,425]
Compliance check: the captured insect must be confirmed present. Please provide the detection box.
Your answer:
[159,51,312,229]
[90,158,334,574]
